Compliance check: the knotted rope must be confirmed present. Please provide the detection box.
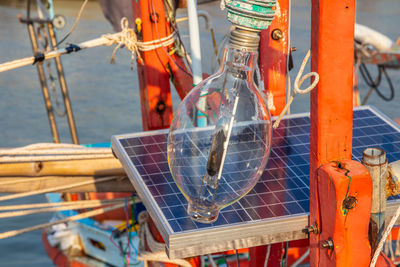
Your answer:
[103,17,177,65]
[273,50,319,129]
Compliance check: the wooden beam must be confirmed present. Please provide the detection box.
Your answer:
[0,158,124,177]
[0,176,134,193]
[309,0,355,265]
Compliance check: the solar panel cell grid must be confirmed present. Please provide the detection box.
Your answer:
[111,106,400,257]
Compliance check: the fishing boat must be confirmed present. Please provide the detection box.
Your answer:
[1,0,400,267]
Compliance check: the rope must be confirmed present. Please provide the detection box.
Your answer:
[0,145,111,155]
[0,143,113,162]
[0,18,176,72]
[0,200,131,240]
[0,198,127,219]
[0,154,114,163]
[0,198,135,211]
[0,176,125,202]
[370,205,400,267]
[137,211,192,267]
[273,50,319,129]
[103,17,177,65]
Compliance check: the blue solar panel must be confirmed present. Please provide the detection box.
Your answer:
[111,106,400,258]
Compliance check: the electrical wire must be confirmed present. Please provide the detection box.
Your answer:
[359,63,395,102]
[149,0,193,78]
[124,198,131,266]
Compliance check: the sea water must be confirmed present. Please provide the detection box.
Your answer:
[0,0,399,266]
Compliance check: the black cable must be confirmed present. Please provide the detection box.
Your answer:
[379,65,395,101]
[359,63,394,102]
[359,63,382,88]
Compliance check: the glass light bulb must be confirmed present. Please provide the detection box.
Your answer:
[167,46,272,223]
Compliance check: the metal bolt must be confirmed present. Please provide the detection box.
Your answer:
[271,29,283,40]
[321,238,334,249]
[302,223,319,235]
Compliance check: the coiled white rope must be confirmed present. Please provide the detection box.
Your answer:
[273,50,319,129]
[370,205,400,267]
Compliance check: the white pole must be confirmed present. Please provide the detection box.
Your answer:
[187,0,203,85]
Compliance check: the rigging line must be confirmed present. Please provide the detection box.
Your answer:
[149,0,193,78]
[56,0,89,46]
[0,200,132,240]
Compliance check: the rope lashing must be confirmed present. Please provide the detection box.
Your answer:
[32,52,45,65]
[103,17,178,65]
[65,44,81,54]
[273,50,320,129]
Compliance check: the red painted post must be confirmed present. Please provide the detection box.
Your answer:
[132,0,174,131]
[249,1,289,266]
[259,0,289,116]
[317,160,372,266]
[309,0,355,265]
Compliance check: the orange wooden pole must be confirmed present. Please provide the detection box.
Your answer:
[259,0,289,116]
[132,0,174,131]
[309,0,355,265]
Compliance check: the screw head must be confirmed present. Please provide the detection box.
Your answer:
[321,238,334,249]
[271,29,283,40]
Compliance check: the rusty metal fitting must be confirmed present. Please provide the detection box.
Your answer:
[361,147,387,167]
[342,196,357,210]
[302,222,319,235]
[321,238,334,249]
[387,160,400,197]
[271,29,283,40]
